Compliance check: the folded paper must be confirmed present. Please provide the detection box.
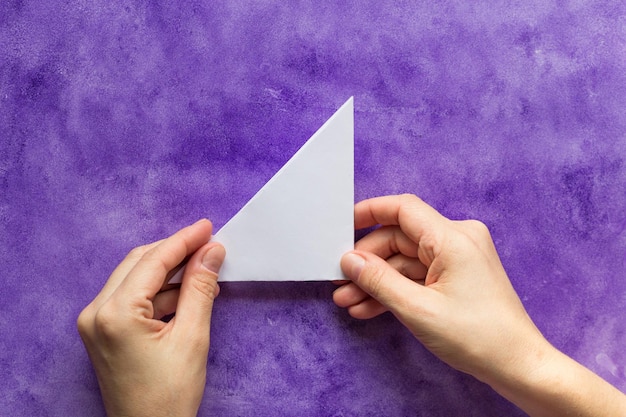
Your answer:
[170,97,354,282]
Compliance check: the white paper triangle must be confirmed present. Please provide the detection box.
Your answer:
[170,97,354,282]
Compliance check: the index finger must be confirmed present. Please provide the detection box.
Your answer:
[115,219,214,300]
[89,240,163,310]
[355,194,447,229]
[355,194,449,264]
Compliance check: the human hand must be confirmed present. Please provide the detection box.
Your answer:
[77,219,225,417]
[333,194,551,385]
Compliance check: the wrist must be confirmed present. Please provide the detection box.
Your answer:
[465,318,556,395]
[101,384,201,417]
[480,336,560,405]
[481,339,626,417]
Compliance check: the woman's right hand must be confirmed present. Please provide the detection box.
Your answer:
[334,194,549,383]
[334,195,626,416]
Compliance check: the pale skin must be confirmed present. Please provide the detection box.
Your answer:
[78,195,626,416]
[334,194,626,417]
[77,219,225,417]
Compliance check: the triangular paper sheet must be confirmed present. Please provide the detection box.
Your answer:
[170,97,354,282]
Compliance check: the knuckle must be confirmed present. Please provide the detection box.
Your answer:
[398,194,421,224]
[93,304,124,340]
[76,307,94,337]
[128,244,152,260]
[466,219,490,236]
[129,245,148,257]
[399,193,421,205]
[141,244,178,269]
[189,271,220,301]
[454,220,494,254]
[398,193,430,221]
[361,265,386,298]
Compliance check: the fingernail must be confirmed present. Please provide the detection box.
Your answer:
[202,246,222,274]
[344,253,366,280]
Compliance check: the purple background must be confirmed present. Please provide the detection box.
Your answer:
[2,1,625,416]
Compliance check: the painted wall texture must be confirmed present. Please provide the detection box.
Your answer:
[1,1,625,416]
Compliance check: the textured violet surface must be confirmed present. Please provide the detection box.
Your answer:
[2,1,626,416]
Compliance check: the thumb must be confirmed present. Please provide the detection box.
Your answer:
[174,243,226,339]
[341,250,428,316]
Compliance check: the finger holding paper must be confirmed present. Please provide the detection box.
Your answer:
[77,220,225,417]
[170,98,354,283]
